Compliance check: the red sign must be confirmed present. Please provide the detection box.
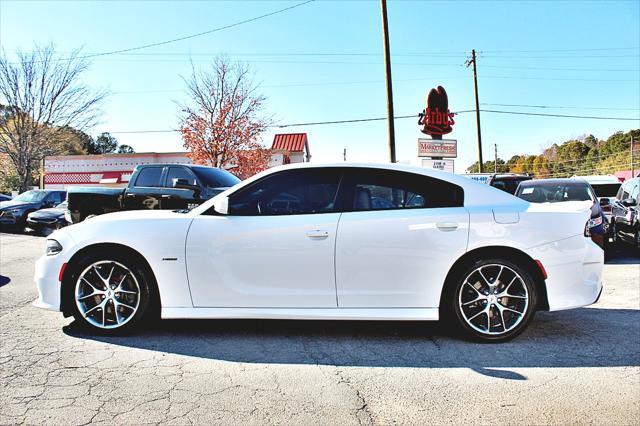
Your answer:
[418,86,455,137]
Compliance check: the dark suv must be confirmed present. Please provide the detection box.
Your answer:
[487,174,533,195]
[611,177,640,249]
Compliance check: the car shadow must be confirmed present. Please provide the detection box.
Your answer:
[0,275,10,288]
[64,307,640,371]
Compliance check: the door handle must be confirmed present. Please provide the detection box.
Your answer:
[306,230,329,239]
[436,222,458,231]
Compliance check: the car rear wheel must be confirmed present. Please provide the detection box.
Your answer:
[450,259,538,342]
[68,253,154,334]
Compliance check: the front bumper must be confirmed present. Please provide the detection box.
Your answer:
[33,229,76,312]
[529,235,604,311]
[33,253,65,311]
[27,218,63,230]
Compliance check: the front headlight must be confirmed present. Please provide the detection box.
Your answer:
[45,239,63,256]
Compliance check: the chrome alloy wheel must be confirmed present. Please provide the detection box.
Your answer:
[74,260,140,329]
[458,264,529,336]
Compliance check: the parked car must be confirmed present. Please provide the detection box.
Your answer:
[0,190,66,230]
[573,175,622,223]
[26,201,69,233]
[514,178,607,248]
[34,163,603,342]
[66,164,240,223]
[611,177,639,249]
[0,194,12,202]
[487,174,533,195]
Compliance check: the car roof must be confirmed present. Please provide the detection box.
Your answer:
[200,162,529,209]
[519,178,588,187]
[572,175,620,184]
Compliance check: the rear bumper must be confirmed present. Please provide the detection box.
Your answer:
[528,235,604,312]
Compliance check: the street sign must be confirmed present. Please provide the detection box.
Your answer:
[418,138,457,158]
[418,86,455,137]
[422,158,454,173]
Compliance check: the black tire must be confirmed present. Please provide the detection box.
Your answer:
[447,258,538,343]
[64,250,156,335]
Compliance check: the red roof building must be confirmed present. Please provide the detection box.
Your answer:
[614,170,640,182]
[270,133,311,167]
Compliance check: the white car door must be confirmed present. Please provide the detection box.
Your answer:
[335,168,469,308]
[186,168,343,308]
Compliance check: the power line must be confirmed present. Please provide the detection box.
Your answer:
[482,65,639,72]
[17,1,316,63]
[481,103,640,111]
[480,109,639,121]
[100,109,638,134]
[480,47,639,53]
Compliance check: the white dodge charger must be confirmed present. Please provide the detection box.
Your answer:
[34,163,603,342]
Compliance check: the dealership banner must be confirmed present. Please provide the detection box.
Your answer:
[418,139,457,158]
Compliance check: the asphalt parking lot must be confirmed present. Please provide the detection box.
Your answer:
[0,232,639,425]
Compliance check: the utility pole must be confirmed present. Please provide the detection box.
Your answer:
[380,0,396,163]
[632,135,635,177]
[466,49,483,172]
[494,143,498,173]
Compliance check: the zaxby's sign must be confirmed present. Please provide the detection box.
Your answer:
[418,86,455,138]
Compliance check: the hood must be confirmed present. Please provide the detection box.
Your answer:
[29,207,66,219]
[0,200,37,210]
[525,200,593,213]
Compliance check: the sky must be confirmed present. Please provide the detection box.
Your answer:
[1,0,639,172]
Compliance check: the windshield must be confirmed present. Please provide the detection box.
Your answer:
[191,166,241,188]
[591,183,622,198]
[12,190,47,203]
[516,183,594,203]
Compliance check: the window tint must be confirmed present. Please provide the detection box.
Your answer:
[48,192,65,204]
[228,169,341,216]
[516,183,593,203]
[191,166,240,188]
[167,167,197,187]
[591,183,621,198]
[347,169,463,211]
[134,167,163,188]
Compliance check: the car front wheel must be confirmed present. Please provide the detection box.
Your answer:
[68,253,154,334]
[450,259,538,342]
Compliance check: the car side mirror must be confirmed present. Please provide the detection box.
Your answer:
[622,198,637,207]
[599,197,610,206]
[173,178,200,195]
[212,195,229,215]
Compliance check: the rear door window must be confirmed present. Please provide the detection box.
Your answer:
[166,167,198,187]
[134,167,164,188]
[345,169,463,211]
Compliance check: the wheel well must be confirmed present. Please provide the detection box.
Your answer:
[60,243,160,317]
[439,246,549,313]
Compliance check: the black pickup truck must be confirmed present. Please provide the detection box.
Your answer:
[66,164,240,223]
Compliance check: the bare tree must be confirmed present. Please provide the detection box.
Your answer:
[180,56,272,179]
[0,45,107,191]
